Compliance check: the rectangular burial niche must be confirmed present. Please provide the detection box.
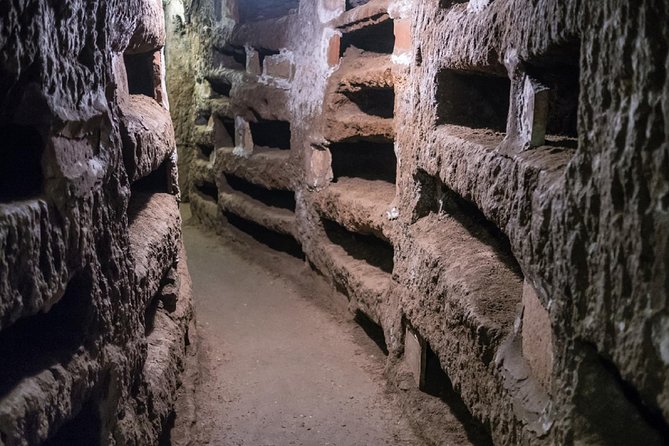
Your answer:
[0,272,93,400]
[194,180,219,203]
[124,51,157,98]
[207,76,232,98]
[422,343,494,445]
[42,398,102,446]
[321,218,394,274]
[127,158,172,224]
[436,68,511,133]
[257,47,281,71]
[329,137,396,183]
[339,18,395,57]
[249,119,291,150]
[223,174,296,212]
[214,116,236,148]
[0,124,44,202]
[413,170,523,277]
[224,211,304,259]
[213,44,246,71]
[525,40,581,146]
[342,86,395,118]
[354,310,388,355]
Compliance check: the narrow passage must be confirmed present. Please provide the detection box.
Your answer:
[181,206,425,445]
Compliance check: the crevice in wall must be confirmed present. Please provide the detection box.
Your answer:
[339,18,395,57]
[250,119,291,150]
[224,174,296,211]
[342,86,394,118]
[354,310,388,355]
[322,218,394,274]
[0,124,44,202]
[330,138,396,183]
[0,272,93,400]
[224,211,304,259]
[436,69,510,134]
[125,51,157,99]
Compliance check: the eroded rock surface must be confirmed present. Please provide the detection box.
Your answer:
[0,0,193,444]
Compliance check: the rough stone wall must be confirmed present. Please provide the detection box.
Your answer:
[0,1,193,444]
[176,0,669,444]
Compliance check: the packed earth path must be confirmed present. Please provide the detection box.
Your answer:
[177,205,426,445]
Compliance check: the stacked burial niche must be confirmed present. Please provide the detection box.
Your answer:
[0,0,193,444]
[187,0,303,257]
[174,0,669,444]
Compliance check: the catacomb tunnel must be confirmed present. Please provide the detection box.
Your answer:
[1,0,668,444]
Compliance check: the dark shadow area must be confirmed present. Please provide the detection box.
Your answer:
[224,174,296,211]
[414,170,523,278]
[339,18,395,56]
[574,342,669,444]
[329,137,396,183]
[423,344,494,445]
[214,116,236,148]
[194,181,219,202]
[257,47,281,71]
[343,87,394,118]
[525,40,581,139]
[322,218,394,274]
[208,77,232,97]
[158,411,177,446]
[354,310,388,355]
[132,157,171,195]
[213,44,246,70]
[439,0,468,8]
[42,398,102,446]
[0,272,93,400]
[436,69,510,132]
[250,119,291,150]
[198,143,215,159]
[0,124,43,202]
[124,51,156,98]
[224,211,304,259]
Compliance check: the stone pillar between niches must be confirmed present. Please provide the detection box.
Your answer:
[521,279,554,393]
[404,323,426,389]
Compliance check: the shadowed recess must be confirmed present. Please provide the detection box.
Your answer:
[322,218,394,274]
[0,124,43,202]
[224,174,296,211]
[224,211,304,259]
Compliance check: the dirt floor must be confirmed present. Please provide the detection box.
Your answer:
[175,205,426,445]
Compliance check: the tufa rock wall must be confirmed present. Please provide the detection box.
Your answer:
[173,0,669,444]
[0,0,193,444]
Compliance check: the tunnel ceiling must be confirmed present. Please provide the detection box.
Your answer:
[237,0,299,23]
